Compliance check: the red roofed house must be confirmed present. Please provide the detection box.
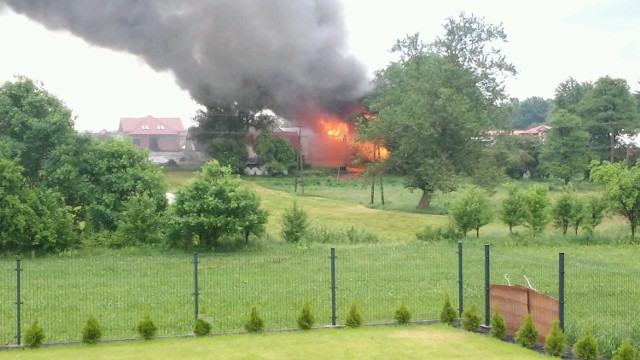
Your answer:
[119,116,187,152]
[512,124,552,138]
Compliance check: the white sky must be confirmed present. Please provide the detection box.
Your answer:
[1,0,638,131]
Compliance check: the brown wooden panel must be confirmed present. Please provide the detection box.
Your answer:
[529,290,559,343]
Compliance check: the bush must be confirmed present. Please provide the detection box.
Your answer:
[24,319,45,349]
[449,186,493,237]
[439,293,457,326]
[244,306,265,333]
[490,306,506,339]
[137,315,158,340]
[394,303,411,325]
[416,223,462,242]
[461,304,481,332]
[281,202,309,243]
[573,327,599,360]
[515,314,539,348]
[81,314,102,345]
[194,318,212,337]
[544,320,566,357]
[297,297,315,330]
[345,301,363,328]
[612,339,636,360]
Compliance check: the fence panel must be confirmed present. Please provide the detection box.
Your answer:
[337,243,458,325]
[0,260,15,345]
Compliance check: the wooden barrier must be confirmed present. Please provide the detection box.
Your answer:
[490,284,559,343]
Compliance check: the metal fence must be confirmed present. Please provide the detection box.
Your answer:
[1,242,638,357]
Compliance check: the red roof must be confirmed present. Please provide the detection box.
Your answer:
[119,116,186,136]
[513,124,551,136]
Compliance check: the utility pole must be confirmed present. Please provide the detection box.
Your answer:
[294,127,304,195]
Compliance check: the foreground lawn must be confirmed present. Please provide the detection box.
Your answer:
[2,325,545,360]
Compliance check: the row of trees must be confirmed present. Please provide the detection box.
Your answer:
[0,77,269,253]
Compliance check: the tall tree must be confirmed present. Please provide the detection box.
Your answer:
[512,96,551,129]
[539,110,590,184]
[0,76,75,181]
[580,76,639,162]
[553,78,592,114]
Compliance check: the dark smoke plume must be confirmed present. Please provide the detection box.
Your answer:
[0,0,369,112]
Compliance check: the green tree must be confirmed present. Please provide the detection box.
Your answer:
[553,78,592,115]
[580,76,639,163]
[552,192,577,235]
[500,184,526,233]
[544,320,567,357]
[521,184,550,233]
[114,193,163,247]
[281,202,309,243]
[169,160,267,247]
[491,134,544,179]
[512,96,551,129]
[590,160,640,237]
[450,186,492,237]
[255,132,296,173]
[0,76,75,181]
[612,339,636,360]
[582,196,607,235]
[540,110,591,184]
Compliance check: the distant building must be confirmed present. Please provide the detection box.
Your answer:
[512,124,552,138]
[119,116,187,152]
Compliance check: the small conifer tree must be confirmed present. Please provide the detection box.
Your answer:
[490,306,506,339]
[515,314,539,348]
[612,339,636,360]
[573,327,599,360]
[81,314,102,345]
[345,301,363,328]
[439,293,457,326]
[244,306,265,333]
[461,304,481,332]
[137,315,158,340]
[394,303,411,325]
[281,202,309,243]
[24,319,45,349]
[297,297,315,330]
[194,318,212,337]
[543,320,566,357]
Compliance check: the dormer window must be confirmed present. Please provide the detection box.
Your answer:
[157,125,165,130]
[141,125,150,130]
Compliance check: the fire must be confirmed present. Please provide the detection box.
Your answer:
[319,117,350,139]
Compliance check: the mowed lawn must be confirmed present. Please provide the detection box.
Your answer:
[1,325,546,360]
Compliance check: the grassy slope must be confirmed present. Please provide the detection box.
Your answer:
[2,326,545,360]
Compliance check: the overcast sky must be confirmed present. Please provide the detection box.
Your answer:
[1,0,638,131]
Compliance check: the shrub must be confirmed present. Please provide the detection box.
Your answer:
[24,319,45,349]
[81,314,102,345]
[489,306,506,339]
[244,306,265,333]
[394,303,411,325]
[461,304,481,332]
[194,318,212,337]
[544,320,566,357]
[521,184,550,233]
[612,339,636,360]
[439,293,457,326]
[137,315,158,340]
[415,223,463,242]
[449,186,493,237]
[515,314,538,348]
[297,297,315,330]
[345,301,363,328]
[281,202,309,243]
[573,327,599,360]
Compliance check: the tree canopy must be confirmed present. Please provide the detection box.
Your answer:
[539,110,590,184]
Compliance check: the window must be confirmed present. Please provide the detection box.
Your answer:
[141,125,150,130]
[156,125,165,130]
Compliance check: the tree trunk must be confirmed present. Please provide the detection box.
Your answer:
[476,228,480,238]
[508,224,513,234]
[610,131,616,163]
[417,191,432,209]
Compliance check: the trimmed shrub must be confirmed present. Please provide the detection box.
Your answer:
[244,306,265,333]
[345,301,363,328]
[24,319,45,349]
[439,293,457,326]
[544,320,566,357]
[573,328,599,360]
[81,314,102,345]
[612,339,636,360]
[490,306,506,339]
[297,297,315,330]
[394,303,411,325]
[194,318,212,337]
[137,315,158,340]
[515,314,538,348]
[461,304,481,332]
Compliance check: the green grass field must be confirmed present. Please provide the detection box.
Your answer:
[1,325,547,360]
[0,170,637,357]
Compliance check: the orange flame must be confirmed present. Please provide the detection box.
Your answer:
[319,117,350,139]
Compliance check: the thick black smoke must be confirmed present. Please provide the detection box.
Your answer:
[0,0,369,112]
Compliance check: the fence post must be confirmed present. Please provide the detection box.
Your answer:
[457,241,463,317]
[484,244,490,327]
[193,252,199,320]
[15,258,22,346]
[559,252,565,332]
[330,248,337,326]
